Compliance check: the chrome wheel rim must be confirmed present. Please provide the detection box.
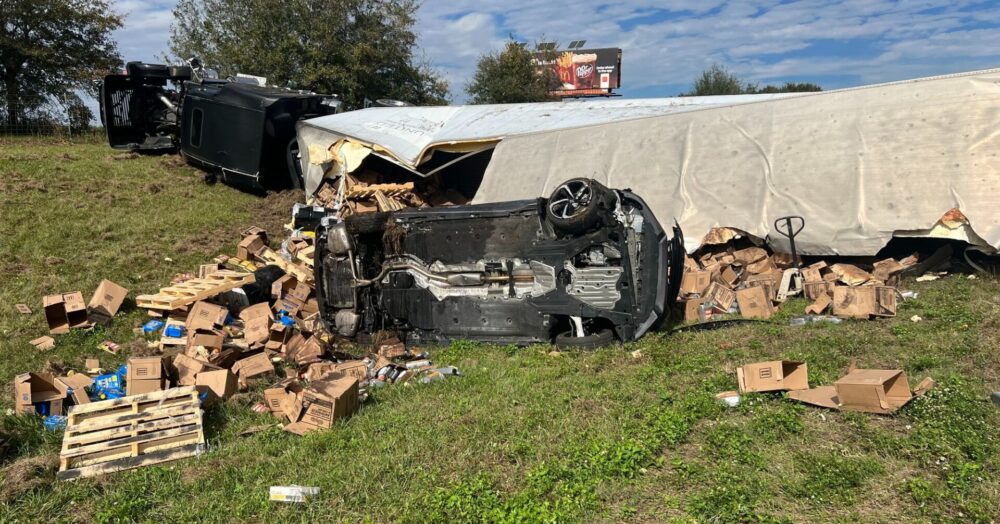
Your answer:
[548,180,592,219]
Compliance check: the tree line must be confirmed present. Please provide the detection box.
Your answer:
[0,0,822,128]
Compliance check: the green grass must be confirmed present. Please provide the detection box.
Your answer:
[1,139,999,522]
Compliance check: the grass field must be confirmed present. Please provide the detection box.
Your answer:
[1,138,998,523]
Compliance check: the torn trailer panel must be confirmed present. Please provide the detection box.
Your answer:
[296,68,1000,256]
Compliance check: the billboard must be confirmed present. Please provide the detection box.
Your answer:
[536,48,622,97]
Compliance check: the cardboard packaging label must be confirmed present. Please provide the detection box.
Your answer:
[88,279,129,323]
[737,361,808,393]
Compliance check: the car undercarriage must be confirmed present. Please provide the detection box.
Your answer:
[314,178,684,349]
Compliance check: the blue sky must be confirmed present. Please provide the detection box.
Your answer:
[112,0,1000,101]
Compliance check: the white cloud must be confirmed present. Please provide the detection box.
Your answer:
[106,0,1000,101]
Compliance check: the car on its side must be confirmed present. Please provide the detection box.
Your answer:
[314,178,684,349]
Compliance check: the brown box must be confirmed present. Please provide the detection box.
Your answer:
[733,247,767,265]
[873,286,897,317]
[198,263,223,278]
[187,328,225,352]
[264,378,304,416]
[833,286,876,319]
[333,360,369,383]
[88,280,129,324]
[237,234,266,260]
[186,301,229,331]
[127,357,167,395]
[705,282,735,312]
[803,281,832,301]
[265,324,292,352]
[57,373,93,405]
[271,275,298,301]
[232,352,274,381]
[720,265,740,287]
[43,292,89,334]
[13,372,68,414]
[28,336,55,350]
[195,368,238,402]
[172,353,214,386]
[289,335,324,364]
[834,369,913,414]
[680,270,712,296]
[737,361,808,393]
[284,376,360,434]
[735,286,774,319]
[678,297,706,322]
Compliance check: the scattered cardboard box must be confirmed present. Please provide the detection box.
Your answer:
[195,368,238,403]
[734,286,774,319]
[173,353,214,386]
[805,293,832,315]
[680,270,712,296]
[127,357,168,395]
[736,361,808,393]
[237,234,266,260]
[187,301,229,331]
[788,368,934,414]
[29,336,55,351]
[57,373,93,405]
[832,286,876,319]
[284,375,360,435]
[16,303,32,314]
[43,292,89,334]
[264,378,303,415]
[88,279,129,325]
[13,372,68,415]
[232,352,274,381]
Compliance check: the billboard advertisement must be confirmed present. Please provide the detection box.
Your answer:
[536,48,622,97]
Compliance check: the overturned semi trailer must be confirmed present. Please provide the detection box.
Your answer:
[296,69,1000,256]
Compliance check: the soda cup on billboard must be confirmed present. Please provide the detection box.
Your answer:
[572,53,597,89]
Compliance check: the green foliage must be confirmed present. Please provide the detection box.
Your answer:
[904,376,998,463]
[681,63,822,96]
[0,0,122,126]
[787,453,884,502]
[466,40,559,104]
[169,0,449,108]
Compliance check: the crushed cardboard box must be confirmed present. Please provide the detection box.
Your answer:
[788,367,934,414]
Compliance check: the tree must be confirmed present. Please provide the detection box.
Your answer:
[169,0,448,109]
[681,63,822,96]
[0,0,122,127]
[466,40,559,104]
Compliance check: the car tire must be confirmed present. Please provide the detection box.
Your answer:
[554,328,616,350]
[546,178,613,234]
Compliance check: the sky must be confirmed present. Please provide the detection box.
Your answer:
[111,0,1000,101]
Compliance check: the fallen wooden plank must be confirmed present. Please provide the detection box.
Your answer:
[57,443,205,481]
[65,386,197,416]
[255,248,312,283]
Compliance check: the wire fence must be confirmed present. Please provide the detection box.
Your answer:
[0,95,102,139]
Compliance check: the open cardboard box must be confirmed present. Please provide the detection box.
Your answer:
[43,292,89,334]
[88,279,129,325]
[13,372,68,415]
[737,360,808,393]
[789,368,934,414]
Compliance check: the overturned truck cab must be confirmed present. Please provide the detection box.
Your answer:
[314,178,684,349]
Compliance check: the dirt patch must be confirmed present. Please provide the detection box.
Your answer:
[124,338,159,357]
[44,256,64,266]
[0,454,58,503]
[40,359,66,376]
[252,190,305,238]
[146,183,163,194]
[110,152,139,161]
[159,155,187,168]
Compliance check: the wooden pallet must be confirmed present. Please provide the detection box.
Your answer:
[136,271,255,310]
[58,387,205,480]
[256,247,313,283]
[296,245,315,271]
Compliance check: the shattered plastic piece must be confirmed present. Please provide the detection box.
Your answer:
[715,391,740,407]
[899,290,919,300]
[43,415,68,431]
[269,486,320,503]
[910,315,923,322]
[790,315,843,326]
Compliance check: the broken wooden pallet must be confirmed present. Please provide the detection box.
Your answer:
[58,386,205,480]
[255,247,313,283]
[296,245,315,271]
[344,182,413,199]
[136,271,255,310]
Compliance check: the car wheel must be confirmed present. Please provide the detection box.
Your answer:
[546,178,612,233]
[554,328,616,350]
